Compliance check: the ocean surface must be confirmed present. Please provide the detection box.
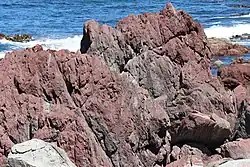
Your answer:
[0,0,250,72]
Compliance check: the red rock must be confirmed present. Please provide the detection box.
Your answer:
[0,48,170,166]
[167,144,209,167]
[218,63,250,139]
[0,3,247,167]
[208,37,249,57]
[81,4,237,149]
[218,63,250,87]
[233,85,247,107]
[172,112,231,146]
[221,139,250,159]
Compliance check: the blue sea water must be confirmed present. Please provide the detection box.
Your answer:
[0,0,249,64]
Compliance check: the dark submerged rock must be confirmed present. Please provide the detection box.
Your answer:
[3,34,32,42]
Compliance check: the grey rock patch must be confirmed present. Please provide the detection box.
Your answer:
[7,139,76,167]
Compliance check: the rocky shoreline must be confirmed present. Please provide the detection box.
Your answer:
[1,3,250,167]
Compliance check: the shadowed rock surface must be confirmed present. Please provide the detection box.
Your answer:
[218,63,250,140]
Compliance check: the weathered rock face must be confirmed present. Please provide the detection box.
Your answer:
[167,144,213,167]
[0,3,246,167]
[220,139,250,159]
[8,139,76,167]
[208,37,249,57]
[0,46,170,167]
[81,3,237,148]
[218,63,250,87]
[218,63,250,139]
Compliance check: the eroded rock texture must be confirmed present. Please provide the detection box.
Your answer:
[218,62,250,140]
[81,3,237,149]
[0,3,246,167]
[0,46,170,167]
[208,37,249,57]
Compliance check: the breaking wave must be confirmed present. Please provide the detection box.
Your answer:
[0,35,82,58]
[204,24,250,39]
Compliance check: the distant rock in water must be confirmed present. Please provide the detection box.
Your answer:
[208,37,249,57]
[213,59,224,68]
[8,139,76,167]
[230,33,250,41]
[0,34,32,42]
[228,4,250,8]
[0,33,5,39]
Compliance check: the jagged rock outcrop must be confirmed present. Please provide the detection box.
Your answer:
[0,45,170,167]
[218,62,250,140]
[8,139,76,167]
[0,3,247,167]
[81,3,237,148]
[208,37,249,57]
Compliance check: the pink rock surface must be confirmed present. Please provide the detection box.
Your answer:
[221,139,250,159]
[208,37,249,57]
[0,46,170,166]
[81,3,237,147]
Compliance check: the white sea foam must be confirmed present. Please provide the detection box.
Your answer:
[211,13,250,19]
[0,52,6,59]
[231,13,250,18]
[211,21,221,25]
[204,24,250,39]
[0,35,82,58]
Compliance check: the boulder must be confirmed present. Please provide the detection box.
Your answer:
[171,112,231,146]
[7,139,76,167]
[208,37,249,57]
[218,63,250,87]
[221,139,250,159]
